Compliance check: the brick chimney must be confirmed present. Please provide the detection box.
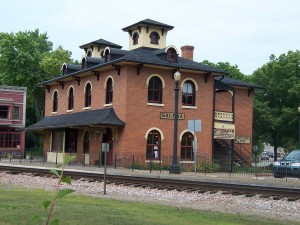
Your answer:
[181,45,194,61]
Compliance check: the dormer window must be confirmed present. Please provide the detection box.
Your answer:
[104,49,110,62]
[82,58,87,69]
[132,32,139,45]
[62,64,67,75]
[167,48,177,62]
[87,50,92,57]
[150,32,159,44]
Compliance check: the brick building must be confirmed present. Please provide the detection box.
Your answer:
[0,85,27,157]
[27,19,259,167]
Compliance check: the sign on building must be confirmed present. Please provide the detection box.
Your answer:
[235,136,251,144]
[160,112,185,120]
[214,122,235,139]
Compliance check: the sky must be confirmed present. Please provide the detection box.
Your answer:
[1,0,299,75]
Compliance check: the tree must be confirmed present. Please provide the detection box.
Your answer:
[252,50,300,160]
[201,60,247,81]
[0,29,75,150]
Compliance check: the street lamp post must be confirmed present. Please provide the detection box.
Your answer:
[169,71,181,174]
[298,106,300,149]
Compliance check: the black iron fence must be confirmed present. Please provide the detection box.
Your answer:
[0,150,298,181]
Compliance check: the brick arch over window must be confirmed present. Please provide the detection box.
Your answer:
[52,89,59,112]
[145,128,163,160]
[182,79,196,106]
[67,86,75,110]
[144,127,164,141]
[179,129,194,142]
[84,81,92,107]
[146,74,166,88]
[180,131,194,160]
[104,76,114,104]
[180,78,199,91]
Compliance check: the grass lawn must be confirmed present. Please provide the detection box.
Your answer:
[0,184,297,225]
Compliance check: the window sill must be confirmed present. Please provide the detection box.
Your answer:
[51,112,57,115]
[104,103,113,107]
[179,160,194,163]
[145,160,162,163]
[67,110,74,113]
[147,103,164,107]
[83,107,91,110]
[182,106,197,109]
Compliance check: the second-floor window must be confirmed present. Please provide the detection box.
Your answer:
[148,77,162,103]
[85,83,92,107]
[53,91,58,112]
[0,106,9,119]
[105,78,113,104]
[13,106,20,120]
[68,87,74,110]
[182,80,195,106]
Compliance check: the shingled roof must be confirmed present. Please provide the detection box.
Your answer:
[79,38,122,49]
[26,108,125,131]
[215,77,262,89]
[122,19,174,32]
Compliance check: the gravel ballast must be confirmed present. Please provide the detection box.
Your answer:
[1,171,300,223]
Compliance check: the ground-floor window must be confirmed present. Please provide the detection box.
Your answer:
[146,130,161,159]
[181,132,193,160]
[51,130,64,152]
[0,132,21,148]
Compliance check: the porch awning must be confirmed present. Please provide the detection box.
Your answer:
[26,108,125,131]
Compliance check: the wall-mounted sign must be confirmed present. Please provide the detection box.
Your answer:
[214,122,235,139]
[160,112,185,120]
[235,136,251,144]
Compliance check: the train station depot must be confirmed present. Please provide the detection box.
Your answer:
[27,19,259,168]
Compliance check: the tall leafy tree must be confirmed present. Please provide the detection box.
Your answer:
[252,50,300,160]
[201,60,247,81]
[0,29,75,149]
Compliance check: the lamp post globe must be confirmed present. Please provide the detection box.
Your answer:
[169,70,181,174]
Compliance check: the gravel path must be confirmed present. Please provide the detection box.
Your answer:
[1,171,300,223]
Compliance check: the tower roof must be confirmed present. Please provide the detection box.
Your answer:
[122,19,174,32]
[79,38,122,49]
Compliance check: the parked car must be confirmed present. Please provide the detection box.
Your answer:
[272,149,300,178]
[260,153,269,160]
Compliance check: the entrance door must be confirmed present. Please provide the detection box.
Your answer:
[102,128,113,165]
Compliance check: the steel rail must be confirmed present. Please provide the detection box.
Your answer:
[0,164,299,198]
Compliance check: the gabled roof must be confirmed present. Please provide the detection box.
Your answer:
[26,108,125,131]
[80,38,122,49]
[122,19,174,32]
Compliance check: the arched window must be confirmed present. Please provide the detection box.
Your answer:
[68,87,74,110]
[148,77,162,103]
[82,58,87,69]
[53,91,58,112]
[150,31,159,44]
[83,131,90,154]
[181,132,194,160]
[105,78,113,104]
[62,64,67,75]
[85,83,92,107]
[182,80,195,106]
[167,48,177,62]
[146,130,161,159]
[105,49,110,62]
[132,32,139,45]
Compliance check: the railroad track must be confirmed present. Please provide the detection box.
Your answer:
[1,164,300,200]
